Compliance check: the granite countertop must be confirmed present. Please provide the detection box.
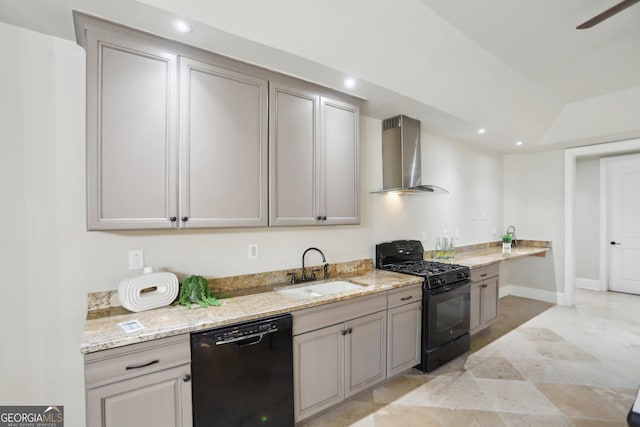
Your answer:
[81,269,422,354]
[453,245,549,269]
[82,242,549,354]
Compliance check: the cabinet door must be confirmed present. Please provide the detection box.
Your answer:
[482,276,499,327]
[179,58,268,228]
[293,323,344,421]
[344,311,386,397]
[269,84,320,226]
[86,365,192,427]
[387,301,421,377]
[320,97,360,225]
[86,31,178,230]
[470,281,482,334]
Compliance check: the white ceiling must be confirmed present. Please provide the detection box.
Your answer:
[1,0,639,153]
[420,0,640,103]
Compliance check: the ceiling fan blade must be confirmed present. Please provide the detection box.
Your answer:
[576,0,640,29]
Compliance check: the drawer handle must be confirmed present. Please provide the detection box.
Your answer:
[400,296,413,301]
[480,273,488,277]
[125,359,159,370]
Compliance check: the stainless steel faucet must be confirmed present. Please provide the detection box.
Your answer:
[301,247,329,282]
[506,225,516,246]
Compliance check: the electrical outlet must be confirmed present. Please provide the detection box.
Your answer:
[248,243,258,260]
[128,250,144,270]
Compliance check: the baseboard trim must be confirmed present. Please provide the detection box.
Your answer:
[574,277,602,291]
[499,284,562,304]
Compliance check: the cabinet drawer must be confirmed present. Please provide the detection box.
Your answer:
[85,334,190,389]
[292,293,386,336]
[470,264,499,283]
[387,284,422,309]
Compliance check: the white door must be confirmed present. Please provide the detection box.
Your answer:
[608,155,640,295]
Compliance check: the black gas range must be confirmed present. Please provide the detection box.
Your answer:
[376,240,471,372]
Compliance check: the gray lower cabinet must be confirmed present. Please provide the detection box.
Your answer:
[470,264,500,334]
[269,83,360,226]
[386,284,422,377]
[84,335,192,427]
[292,293,386,422]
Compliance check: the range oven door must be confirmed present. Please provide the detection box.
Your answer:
[425,281,471,349]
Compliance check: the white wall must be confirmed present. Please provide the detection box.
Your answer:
[502,150,564,298]
[574,158,600,281]
[366,129,503,251]
[0,23,504,425]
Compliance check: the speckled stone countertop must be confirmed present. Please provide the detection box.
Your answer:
[439,240,551,269]
[81,269,422,354]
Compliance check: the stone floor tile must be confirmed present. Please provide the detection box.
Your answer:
[535,382,628,420]
[476,378,562,415]
[371,374,432,404]
[516,327,565,342]
[568,417,629,427]
[394,374,494,411]
[464,355,525,380]
[498,412,573,427]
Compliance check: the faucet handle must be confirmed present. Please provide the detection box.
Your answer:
[323,263,329,279]
[286,272,297,285]
[310,269,321,280]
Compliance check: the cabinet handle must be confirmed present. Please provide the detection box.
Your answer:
[125,359,159,370]
[322,216,327,221]
[169,216,177,222]
[181,216,189,222]
[480,273,488,277]
[316,216,322,221]
[341,330,347,336]
[347,327,352,334]
[182,374,191,382]
[400,296,413,301]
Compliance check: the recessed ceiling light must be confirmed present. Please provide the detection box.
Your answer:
[344,78,356,88]
[477,128,486,134]
[173,20,192,33]
[516,140,523,146]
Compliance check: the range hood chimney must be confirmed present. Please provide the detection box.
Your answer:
[374,115,448,194]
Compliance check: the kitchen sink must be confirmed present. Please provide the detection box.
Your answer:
[276,280,364,300]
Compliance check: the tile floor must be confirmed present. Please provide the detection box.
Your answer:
[300,289,640,426]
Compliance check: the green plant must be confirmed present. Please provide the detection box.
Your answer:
[502,234,513,243]
[176,275,221,309]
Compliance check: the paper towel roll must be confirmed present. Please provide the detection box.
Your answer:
[118,270,179,312]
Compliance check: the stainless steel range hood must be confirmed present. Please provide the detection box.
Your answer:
[373,115,448,194]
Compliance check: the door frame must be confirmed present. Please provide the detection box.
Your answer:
[564,138,640,306]
[600,153,640,293]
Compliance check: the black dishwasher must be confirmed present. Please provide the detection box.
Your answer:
[191,313,294,426]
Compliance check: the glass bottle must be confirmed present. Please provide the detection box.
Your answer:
[435,238,442,259]
[449,238,456,260]
[442,237,450,259]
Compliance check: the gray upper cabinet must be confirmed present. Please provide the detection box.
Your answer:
[270,83,360,226]
[178,58,268,228]
[85,29,179,230]
[269,84,320,226]
[320,97,360,225]
[77,12,359,230]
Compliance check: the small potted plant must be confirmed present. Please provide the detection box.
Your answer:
[176,275,221,309]
[502,234,513,253]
